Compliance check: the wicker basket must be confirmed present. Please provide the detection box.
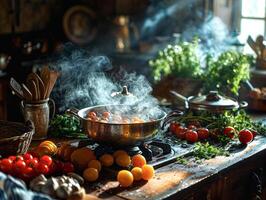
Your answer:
[0,120,34,157]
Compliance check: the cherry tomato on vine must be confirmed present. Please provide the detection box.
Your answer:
[239,129,253,145]
[15,155,24,162]
[0,158,13,173]
[188,125,197,130]
[40,155,53,166]
[23,153,33,160]
[13,160,26,174]
[35,163,49,175]
[223,126,235,139]
[197,128,209,140]
[175,126,187,139]
[22,167,35,180]
[26,158,39,168]
[170,122,180,134]
[185,130,198,143]
[8,156,16,162]
[63,162,75,173]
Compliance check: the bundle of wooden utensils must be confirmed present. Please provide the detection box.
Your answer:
[10,66,59,102]
[247,35,266,69]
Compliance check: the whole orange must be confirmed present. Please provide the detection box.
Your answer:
[88,160,102,172]
[142,164,154,180]
[83,168,99,182]
[117,170,134,187]
[131,167,143,181]
[70,147,96,170]
[113,150,128,158]
[131,154,146,168]
[99,154,114,167]
[115,154,131,167]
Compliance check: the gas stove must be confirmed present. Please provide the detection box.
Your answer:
[75,132,191,168]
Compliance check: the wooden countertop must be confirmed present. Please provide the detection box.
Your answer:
[31,113,266,199]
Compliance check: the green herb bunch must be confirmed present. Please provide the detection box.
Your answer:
[204,51,250,95]
[149,39,202,82]
[192,142,229,160]
[49,114,85,138]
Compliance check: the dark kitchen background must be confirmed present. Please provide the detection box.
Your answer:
[0,0,265,121]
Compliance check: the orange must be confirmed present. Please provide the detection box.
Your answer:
[142,165,154,180]
[115,154,131,167]
[113,150,128,158]
[117,170,134,187]
[83,168,99,182]
[70,147,96,170]
[131,154,146,168]
[99,154,114,167]
[88,160,102,172]
[131,167,143,181]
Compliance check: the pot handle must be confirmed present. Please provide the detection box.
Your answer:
[161,109,184,130]
[48,98,55,119]
[239,101,248,109]
[169,90,189,109]
[66,108,81,118]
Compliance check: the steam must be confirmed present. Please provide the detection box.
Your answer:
[51,45,162,120]
[182,16,230,57]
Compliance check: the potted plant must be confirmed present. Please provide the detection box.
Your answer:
[203,50,251,97]
[149,39,203,102]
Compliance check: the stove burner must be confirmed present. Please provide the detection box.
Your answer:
[93,140,174,167]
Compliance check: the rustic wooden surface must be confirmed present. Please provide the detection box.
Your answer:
[81,136,266,200]
[31,113,266,200]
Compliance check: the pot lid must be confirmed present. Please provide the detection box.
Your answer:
[188,91,239,111]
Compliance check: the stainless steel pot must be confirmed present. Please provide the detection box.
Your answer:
[170,90,248,113]
[66,104,182,146]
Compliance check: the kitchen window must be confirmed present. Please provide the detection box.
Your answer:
[239,0,266,52]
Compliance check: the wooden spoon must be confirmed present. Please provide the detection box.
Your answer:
[40,66,51,99]
[26,80,38,101]
[21,84,32,101]
[45,70,58,98]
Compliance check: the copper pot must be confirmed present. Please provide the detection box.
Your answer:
[66,104,181,146]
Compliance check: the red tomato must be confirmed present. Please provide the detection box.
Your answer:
[170,122,180,134]
[175,126,187,139]
[239,129,253,145]
[35,163,49,175]
[223,126,235,139]
[102,111,111,119]
[55,161,64,172]
[15,155,24,161]
[0,158,13,173]
[26,158,39,168]
[63,162,75,173]
[8,156,16,163]
[185,130,198,143]
[188,121,201,128]
[188,125,197,130]
[23,153,33,161]
[197,128,209,140]
[13,160,26,174]
[88,112,97,118]
[22,167,35,180]
[40,155,53,166]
